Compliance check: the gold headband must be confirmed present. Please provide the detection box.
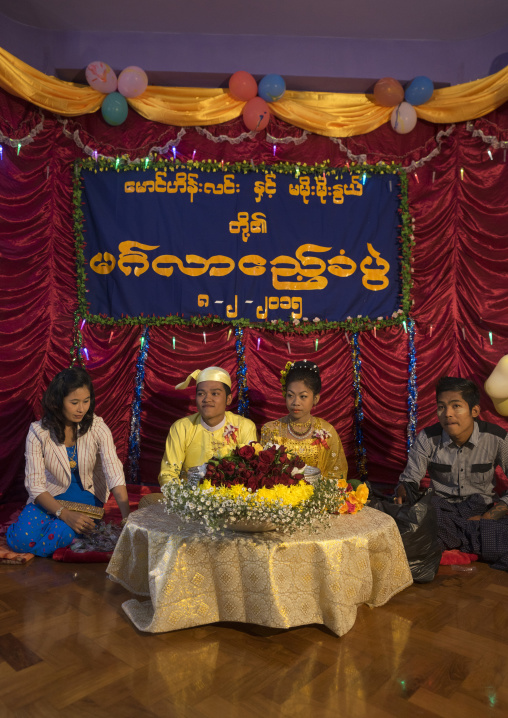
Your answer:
[175,366,232,390]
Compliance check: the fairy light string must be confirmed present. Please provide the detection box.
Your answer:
[351,332,368,481]
[128,326,150,482]
[235,326,250,417]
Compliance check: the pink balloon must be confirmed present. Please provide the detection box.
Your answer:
[242,97,270,132]
[390,102,418,134]
[85,61,117,94]
[229,71,258,101]
[373,77,404,107]
[118,66,148,98]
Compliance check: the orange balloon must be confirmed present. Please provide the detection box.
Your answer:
[373,77,404,107]
[242,97,270,132]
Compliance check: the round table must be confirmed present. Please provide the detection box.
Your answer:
[107,503,412,635]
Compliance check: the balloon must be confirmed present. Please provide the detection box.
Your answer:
[485,356,508,415]
[390,102,417,134]
[373,77,404,107]
[101,92,129,126]
[405,76,434,106]
[85,61,117,94]
[258,74,286,102]
[229,71,258,101]
[118,66,148,98]
[242,97,270,131]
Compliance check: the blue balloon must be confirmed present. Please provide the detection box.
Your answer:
[258,74,286,103]
[101,92,129,126]
[404,76,434,106]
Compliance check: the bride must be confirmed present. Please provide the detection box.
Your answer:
[261,360,350,484]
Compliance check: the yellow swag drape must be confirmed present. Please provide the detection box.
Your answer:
[2,46,508,138]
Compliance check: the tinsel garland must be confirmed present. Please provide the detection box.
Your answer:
[406,318,418,451]
[351,333,368,481]
[69,312,84,366]
[128,327,150,483]
[235,326,250,417]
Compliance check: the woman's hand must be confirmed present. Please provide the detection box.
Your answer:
[60,509,96,534]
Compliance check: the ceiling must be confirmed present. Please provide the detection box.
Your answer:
[2,0,508,41]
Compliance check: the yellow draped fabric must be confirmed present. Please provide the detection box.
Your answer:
[2,45,508,137]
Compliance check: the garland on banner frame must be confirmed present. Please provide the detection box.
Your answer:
[72,157,413,335]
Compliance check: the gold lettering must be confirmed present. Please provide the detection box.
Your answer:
[250,213,267,235]
[229,212,250,243]
[187,174,198,203]
[291,297,303,318]
[315,176,327,204]
[226,295,238,318]
[328,250,357,278]
[360,243,390,291]
[344,175,363,196]
[124,181,135,193]
[265,174,276,198]
[271,244,330,290]
[118,242,159,277]
[90,252,116,275]
[268,297,279,310]
[298,177,310,205]
[198,294,209,307]
[253,180,265,203]
[223,174,235,194]
[332,184,344,205]
[155,171,167,192]
[238,255,267,276]
[256,296,268,319]
[280,296,291,310]
[135,181,147,193]
[153,255,210,277]
[208,256,235,276]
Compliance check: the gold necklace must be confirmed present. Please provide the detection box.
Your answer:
[288,419,314,440]
[68,444,77,469]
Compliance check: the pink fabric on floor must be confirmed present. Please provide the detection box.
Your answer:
[440,549,479,565]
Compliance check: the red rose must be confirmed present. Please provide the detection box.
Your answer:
[247,476,259,491]
[238,445,255,460]
[279,452,288,463]
[292,473,304,481]
[258,450,272,465]
[271,466,282,478]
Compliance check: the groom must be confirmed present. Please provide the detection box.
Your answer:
[158,366,257,485]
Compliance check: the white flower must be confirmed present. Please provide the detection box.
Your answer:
[293,318,300,326]
[313,317,320,323]
[303,317,308,321]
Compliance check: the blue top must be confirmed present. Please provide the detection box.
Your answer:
[55,446,103,507]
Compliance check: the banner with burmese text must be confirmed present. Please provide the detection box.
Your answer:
[78,164,402,324]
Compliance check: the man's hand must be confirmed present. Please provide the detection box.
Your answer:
[394,484,408,505]
[473,502,508,521]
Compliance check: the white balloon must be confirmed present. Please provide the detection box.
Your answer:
[390,102,417,134]
[485,355,508,415]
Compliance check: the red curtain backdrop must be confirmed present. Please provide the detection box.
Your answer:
[2,89,508,499]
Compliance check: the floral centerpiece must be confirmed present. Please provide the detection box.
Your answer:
[162,442,369,535]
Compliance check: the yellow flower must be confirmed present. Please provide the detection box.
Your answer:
[354,483,369,504]
[337,478,348,489]
[252,442,264,455]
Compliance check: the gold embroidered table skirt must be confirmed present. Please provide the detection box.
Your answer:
[107,504,412,635]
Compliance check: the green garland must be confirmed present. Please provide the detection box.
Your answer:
[73,158,413,334]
